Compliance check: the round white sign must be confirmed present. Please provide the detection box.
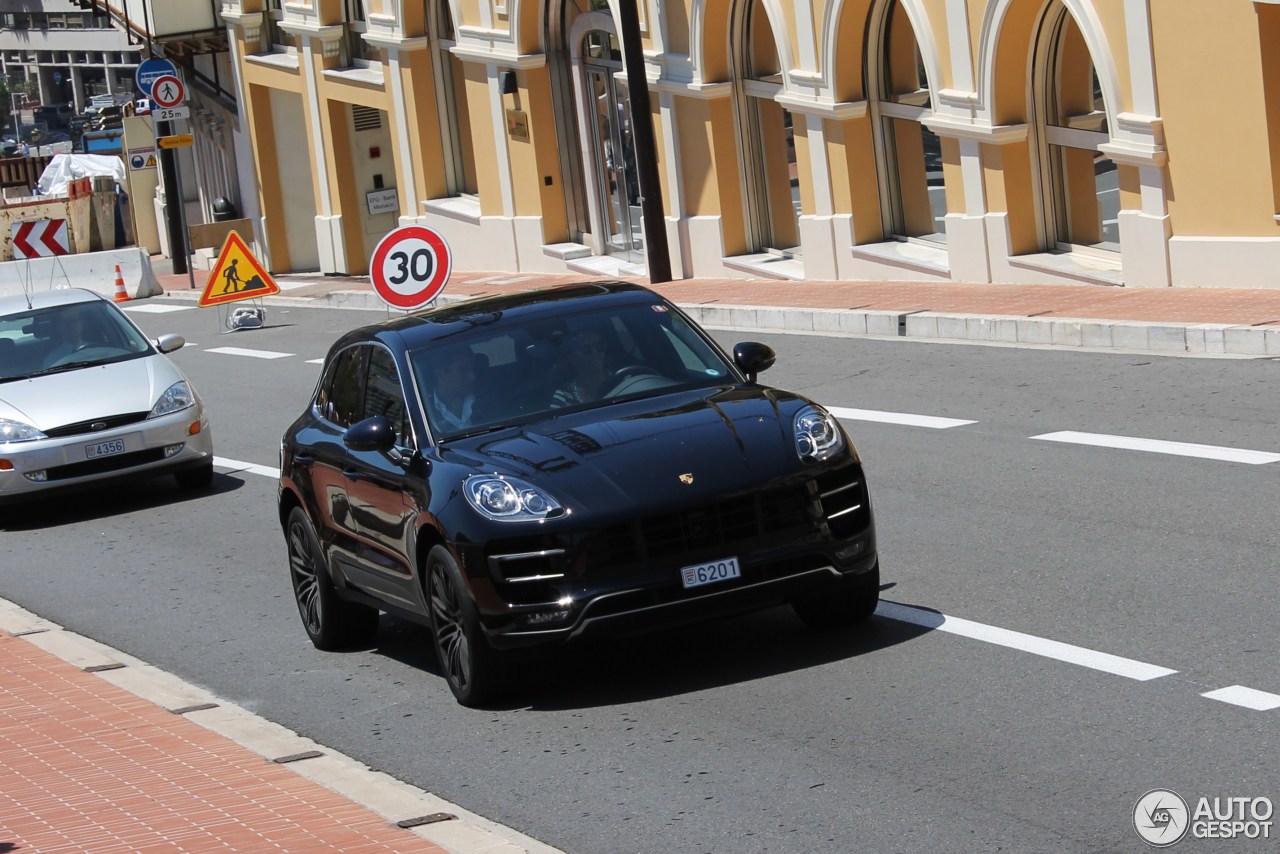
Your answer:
[369,225,452,310]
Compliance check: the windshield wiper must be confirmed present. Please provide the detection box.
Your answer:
[444,423,517,442]
[26,360,100,377]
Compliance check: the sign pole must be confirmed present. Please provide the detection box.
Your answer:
[157,115,187,277]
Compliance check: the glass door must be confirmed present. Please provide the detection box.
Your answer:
[583,52,643,264]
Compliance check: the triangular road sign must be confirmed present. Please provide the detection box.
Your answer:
[199,231,281,307]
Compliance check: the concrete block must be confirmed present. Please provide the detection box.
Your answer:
[865,311,901,336]
[838,312,868,335]
[1050,320,1083,347]
[782,309,814,331]
[965,317,996,340]
[1080,322,1114,348]
[1224,326,1267,355]
[696,305,733,327]
[1016,319,1052,345]
[810,310,844,333]
[0,245,161,300]
[757,308,787,330]
[1110,322,1151,351]
[1183,326,1206,354]
[1148,325,1188,352]
[1199,325,1227,354]
[729,306,760,329]
[936,315,969,340]
[905,313,939,338]
[994,318,1019,342]
[1265,327,1280,355]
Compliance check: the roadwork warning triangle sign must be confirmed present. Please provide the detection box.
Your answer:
[199,231,281,307]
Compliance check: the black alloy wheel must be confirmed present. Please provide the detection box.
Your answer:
[426,545,505,707]
[792,562,881,630]
[286,506,378,650]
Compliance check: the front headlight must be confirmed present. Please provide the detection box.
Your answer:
[0,417,47,443]
[149,380,195,418]
[794,405,845,462]
[464,474,564,522]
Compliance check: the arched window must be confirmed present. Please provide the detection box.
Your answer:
[869,0,947,244]
[1034,4,1117,253]
[733,0,800,255]
[429,1,477,198]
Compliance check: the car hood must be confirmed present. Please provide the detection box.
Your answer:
[0,355,180,430]
[440,386,813,512]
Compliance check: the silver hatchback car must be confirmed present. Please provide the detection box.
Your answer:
[0,288,213,504]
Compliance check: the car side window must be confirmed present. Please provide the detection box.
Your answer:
[316,346,365,428]
[365,346,411,447]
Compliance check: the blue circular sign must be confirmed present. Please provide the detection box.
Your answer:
[53,71,63,86]
[135,57,179,97]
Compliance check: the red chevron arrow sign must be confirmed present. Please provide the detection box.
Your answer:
[10,219,70,259]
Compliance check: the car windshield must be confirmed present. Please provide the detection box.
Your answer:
[0,299,153,382]
[410,299,735,440]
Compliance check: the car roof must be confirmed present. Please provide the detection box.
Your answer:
[0,288,109,315]
[355,281,663,348]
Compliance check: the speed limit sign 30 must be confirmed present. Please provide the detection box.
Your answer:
[369,225,453,310]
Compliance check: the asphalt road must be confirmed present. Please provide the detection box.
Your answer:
[3,300,1277,853]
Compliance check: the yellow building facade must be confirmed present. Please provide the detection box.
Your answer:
[219,0,1280,288]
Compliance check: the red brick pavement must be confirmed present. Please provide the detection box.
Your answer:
[0,631,448,854]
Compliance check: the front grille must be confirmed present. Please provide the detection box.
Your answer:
[46,448,166,481]
[584,484,817,568]
[816,467,871,538]
[44,412,149,438]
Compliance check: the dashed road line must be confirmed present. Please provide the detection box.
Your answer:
[204,346,294,360]
[828,406,978,429]
[305,357,325,364]
[877,601,1178,681]
[214,456,280,479]
[122,304,194,314]
[1031,430,1280,465]
[1201,686,1280,711]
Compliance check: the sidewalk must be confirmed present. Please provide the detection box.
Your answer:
[0,601,563,854]
[154,259,1280,356]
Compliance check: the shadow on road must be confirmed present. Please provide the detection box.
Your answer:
[365,597,933,711]
[0,473,244,531]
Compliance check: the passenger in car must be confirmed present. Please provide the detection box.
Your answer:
[550,330,610,408]
[426,346,479,431]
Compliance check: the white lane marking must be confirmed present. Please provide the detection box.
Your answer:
[214,456,280,479]
[485,275,539,285]
[305,358,325,364]
[828,406,978,430]
[1202,686,1280,711]
[122,304,194,314]
[277,281,311,291]
[876,601,1178,681]
[1031,431,1280,465]
[205,346,294,360]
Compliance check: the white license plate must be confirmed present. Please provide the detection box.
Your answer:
[85,439,126,459]
[680,556,741,590]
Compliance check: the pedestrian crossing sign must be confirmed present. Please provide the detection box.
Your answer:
[199,231,280,307]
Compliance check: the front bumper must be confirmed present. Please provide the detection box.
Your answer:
[456,461,878,649]
[0,405,213,504]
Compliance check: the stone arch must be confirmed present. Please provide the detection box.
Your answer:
[690,0,794,85]
[977,0,1122,127]
[824,0,946,105]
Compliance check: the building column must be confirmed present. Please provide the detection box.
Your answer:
[70,66,84,113]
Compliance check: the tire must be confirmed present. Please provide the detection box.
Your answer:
[792,563,880,631]
[174,460,214,490]
[426,545,507,707]
[285,506,379,650]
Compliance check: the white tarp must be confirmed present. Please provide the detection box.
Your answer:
[36,154,128,197]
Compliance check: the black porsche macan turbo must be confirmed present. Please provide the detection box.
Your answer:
[279,283,879,706]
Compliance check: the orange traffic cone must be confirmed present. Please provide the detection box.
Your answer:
[112,265,130,303]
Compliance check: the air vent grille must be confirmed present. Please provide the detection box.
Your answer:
[352,104,381,131]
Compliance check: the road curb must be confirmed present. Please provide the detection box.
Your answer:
[151,283,1280,358]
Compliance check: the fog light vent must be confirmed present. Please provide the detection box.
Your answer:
[163,443,185,458]
[23,470,47,482]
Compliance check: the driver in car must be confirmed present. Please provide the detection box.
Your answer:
[42,305,93,368]
[551,330,610,408]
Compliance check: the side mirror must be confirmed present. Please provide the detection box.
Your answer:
[155,333,185,354]
[344,415,400,461]
[733,342,776,383]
